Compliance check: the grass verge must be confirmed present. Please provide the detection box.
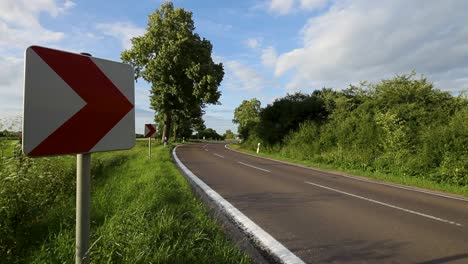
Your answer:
[3,141,249,263]
[230,144,468,198]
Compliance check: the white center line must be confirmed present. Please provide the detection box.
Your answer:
[304,181,463,227]
[225,144,468,203]
[214,153,224,159]
[238,161,270,173]
[204,149,208,152]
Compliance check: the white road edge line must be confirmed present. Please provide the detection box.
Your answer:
[225,144,468,203]
[238,161,271,173]
[173,146,305,264]
[304,181,463,227]
[213,153,224,159]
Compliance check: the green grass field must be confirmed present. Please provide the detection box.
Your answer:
[1,141,249,263]
[231,144,468,198]
[0,139,17,158]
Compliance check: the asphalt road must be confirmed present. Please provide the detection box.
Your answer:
[175,143,468,264]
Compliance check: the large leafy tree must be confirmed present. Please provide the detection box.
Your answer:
[198,128,222,140]
[121,2,224,140]
[223,129,235,140]
[257,93,327,144]
[232,98,261,139]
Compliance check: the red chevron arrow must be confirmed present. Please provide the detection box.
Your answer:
[145,124,156,138]
[29,46,134,156]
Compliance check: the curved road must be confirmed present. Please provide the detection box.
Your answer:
[175,143,468,264]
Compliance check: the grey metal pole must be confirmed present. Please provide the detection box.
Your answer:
[76,52,92,264]
[148,137,151,159]
[76,153,91,264]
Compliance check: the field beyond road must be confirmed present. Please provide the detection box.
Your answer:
[0,140,249,263]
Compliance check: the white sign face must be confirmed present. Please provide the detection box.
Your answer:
[23,46,135,157]
[144,124,157,138]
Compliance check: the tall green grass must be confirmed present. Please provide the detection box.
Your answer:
[1,141,249,263]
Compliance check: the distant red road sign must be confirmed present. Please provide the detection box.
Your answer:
[23,46,135,157]
[144,124,157,138]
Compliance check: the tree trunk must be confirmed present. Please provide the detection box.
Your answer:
[172,120,178,140]
[162,112,172,142]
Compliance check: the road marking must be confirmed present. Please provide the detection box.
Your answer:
[238,161,270,173]
[304,181,463,227]
[173,146,305,264]
[214,153,224,159]
[225,144,468,203]
[204,149,208,152]
[203,144,208,148]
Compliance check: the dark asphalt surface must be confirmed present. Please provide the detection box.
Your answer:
[175,143,468,264]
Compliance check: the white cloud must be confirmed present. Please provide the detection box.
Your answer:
[0,56,24,115]
[0,0,75,120]
[96,22,145,50]
[261,46,277,67]
[224,60,268,91]
[135,85,151,111]
[0,0,74,27]
[245,38,261,49]
[269,0,294,15]
[268,0,328,15]
[0,0,74,49]
[0,23,64,48]
[63,0,76,9]
[273,0,468,93]
[203,114,236,135]
[299,0,328,11]
[135,108,155,134]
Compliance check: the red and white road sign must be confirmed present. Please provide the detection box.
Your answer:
[23,46,135,157]
[144,124,157,138]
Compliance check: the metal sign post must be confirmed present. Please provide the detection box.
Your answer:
[23,46,135,264]
[76,153,91,264]
[76,52,92,264]
[144,124,156,159]
[148,137,151,159]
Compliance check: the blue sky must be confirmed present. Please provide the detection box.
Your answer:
[1,0,468,134]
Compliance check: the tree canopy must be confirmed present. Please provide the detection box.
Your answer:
[256,92,327,144]
[121,2,224,140]
[232,98,261,139]
[223,129,235,140]
[198,128,222,140]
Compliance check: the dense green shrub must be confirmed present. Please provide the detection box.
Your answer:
[281,121,321,160]
[0,142,131,261]
[240,73,467,186]
[437,108,468,185]
[0,142,74,260]
[256,92,327,145]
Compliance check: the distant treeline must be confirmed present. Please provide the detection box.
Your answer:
[0,130,20,139]
[236,73,468,185]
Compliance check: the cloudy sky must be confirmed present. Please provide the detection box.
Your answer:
[1,0,467,134]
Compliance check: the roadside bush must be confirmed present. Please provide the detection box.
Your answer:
[256,93,327,145]
[239,73,467,187]
[436,108,468,185]
[0,142,75,260]
[0,142,131,261]
[241,134,264,152]
[281,121,320,160]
